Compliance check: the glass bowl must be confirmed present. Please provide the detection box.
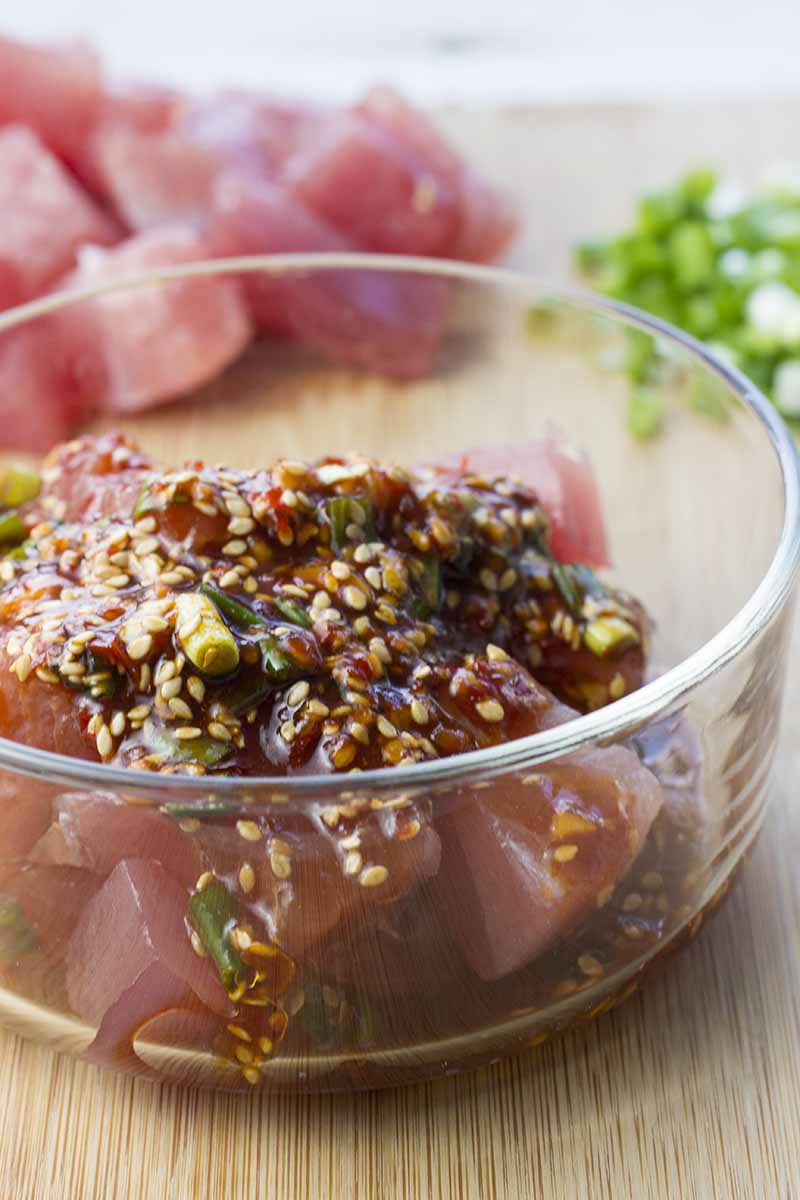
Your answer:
[0,254,797,1093]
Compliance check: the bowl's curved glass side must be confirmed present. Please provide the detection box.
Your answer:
[0,259,795,1090]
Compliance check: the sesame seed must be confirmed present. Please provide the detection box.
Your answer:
[480,568,498,592]
[207,721,232,741]
[330,560,350,580]
[228,516,255,536]
[160,676,183,701]
[287,680,310,707]
[486,643,509,662]
[95,724,113,759]
[178,613,202,640]
[554,844,579,863]
[413,663,432,680]
[279,720,296,743]
[359,865,389,888]
[168,697,193,720]
[110,712,126,738]
[227,1024,251,1042]
[12,654,32,682]
[58,661,86,678]
[312,590,330,610]
[218,569,241,590]
[155,660,176,685]
[364,566,383,590]
[258,1036,273,1056]
[190,932,207,957]
[222,539,248,557]
[344,850,363,875]
[350,721,369,744]
[498,568,517,591]
[476,699,505,722]
[174,726,203,740]
[235,1045,254,1065]
[128,634,153,661]
[578,953,604,977]
[238,863,256,893]
[128,704,152,721]
[237,820,262,842]
[410,699,429,725]
[342,585,368,611]
[609,673,626,700]
[242,1067,260,1086]
[641,871,664,891]
[270,850,292,879]
[353,543,373,564]
[377,716,398,738]
[306,699,330,717]
[186,676,205,703]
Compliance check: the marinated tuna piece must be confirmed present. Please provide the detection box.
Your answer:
[0,36,103,165]
[0,863,100,964]
[0,126,119,310]
[58,226,253,412]
[434,432,610,568]
[33,793,201,889]
[434,744,664,981]
[65,864,230,1022]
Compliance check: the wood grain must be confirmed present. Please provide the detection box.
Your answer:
[1,100,800,1200]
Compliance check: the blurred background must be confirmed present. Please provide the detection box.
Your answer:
[5,1,800,102]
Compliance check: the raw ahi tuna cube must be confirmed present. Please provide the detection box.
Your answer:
[211,172,449,375]
[59,225,252,412]
[0,35,103,165]
[0,125,119,310]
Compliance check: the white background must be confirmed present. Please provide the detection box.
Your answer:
[4,1,800,103]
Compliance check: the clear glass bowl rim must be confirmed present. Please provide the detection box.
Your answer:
[0,251,797,800]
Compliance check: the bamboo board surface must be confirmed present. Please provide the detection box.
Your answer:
[1,99,800,1200]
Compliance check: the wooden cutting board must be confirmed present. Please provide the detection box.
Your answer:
[1,98,800,1200]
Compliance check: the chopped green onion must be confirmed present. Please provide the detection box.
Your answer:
[326,496,351,550]
[668,221,715,291]
[199,582,264,630]
[413,556,442,619]
[583,616,640,657]
[4,540,30,561]
[552,564,583,616]
[274,597,312,629]
[161,801,238,819]
[133,483,154,519]
[0,510,26,546]
[187,881,244,992]
[0,466,40,507]
[627,388,666,441]
[0,896,36,961]
[219,673,274,716]
[176,592,240,676]
[260,634,302,683]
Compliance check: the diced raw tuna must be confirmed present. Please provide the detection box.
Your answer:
[0,648,95,758]
[210,171,449,375]
[66,858,230,1071]
[0,36,103,165]
[283,87,516,262]
[33,793,201,889]
[358,88,517,263]
[435,433,611,566]
[0,863,101,963]
[434,743,663,981]
[31,432,153,523]
[0,782,55,862]
[58,225,252,412]
[0,126,119,310]
[72,84,183,199]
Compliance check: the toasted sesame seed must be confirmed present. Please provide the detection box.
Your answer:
[476,699,505,722]
[486,643,509,662]
[344,850,363,875]
[174,726,203,740]
[35,666,59,684]
[578,953,604,977]
[186,675,205,703]
[128,634,153,661]
[306,699,330,717]
[377,715,398,738]
[190,932,207,957]
[270,851,292,879]
[242,1066,260,1085]
[359,865,388,888]
[169,697,194,720]
[218,569,241,589]
[342,585,368,611]
[287,680,310,707]
[58,660,86,678]
[330,560,350,580]
[96,724,113,759]
[312,590,331,610]
[280,720,296,743]
[222,539,248,557]
[258,1036,273,1056]
[480,568,498,592]
[238,863,256,893]
[128,704,152,721]
[554,843,579,863]
[410,699,429,725]
[160,676,183,701]
[350,721,370,744]
[110,712,126,738]
[228,1023,251,1042]
[208,721,232,741]
[498,567,517,591]
[228,516,255,536]
[364,566,383,590]
[237,820,262,842]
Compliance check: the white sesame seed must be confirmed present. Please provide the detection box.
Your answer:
[320,607,342,623]
[350,721,370,744]
[410,699,429,725]
[195,871,215,891]
[353,544,373,564]
[58,661,86,678]
[238,863,256,893]
[270,850,292,879]
[169,697,193,720]
[344,850,363,876]
[127,703,152,721]
[364,566,383,590]
[342,585,368,611]
[186,676,205,703]
[330,561,350,580]
[486,643,509,662]
[359,865,389,889]
[353,616,371,636]
[476,699,505,722]
[128,634,153,661]
[95,724,113,759]
[287,680,310,707]
[134,536,160,557]
[280,489,298,508]
[207,722,232,741]
[312,590,331,610]
[174,726,203,740]
[377,716,398,738]
[280,720,296,743]
[177,613,202,640]
[222,539,248,557]
[110,712,126,738]
[218,569,240,590]
[190,931,207,958]
[413,663,432,680]
[134,516,158,534]
[235,820,261,842]
[479,568,498,592]
[228,516,255,536]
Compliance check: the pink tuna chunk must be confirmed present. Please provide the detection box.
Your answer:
[58,225,252,412]
[0,35,103,165]
[0,126,119,310]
